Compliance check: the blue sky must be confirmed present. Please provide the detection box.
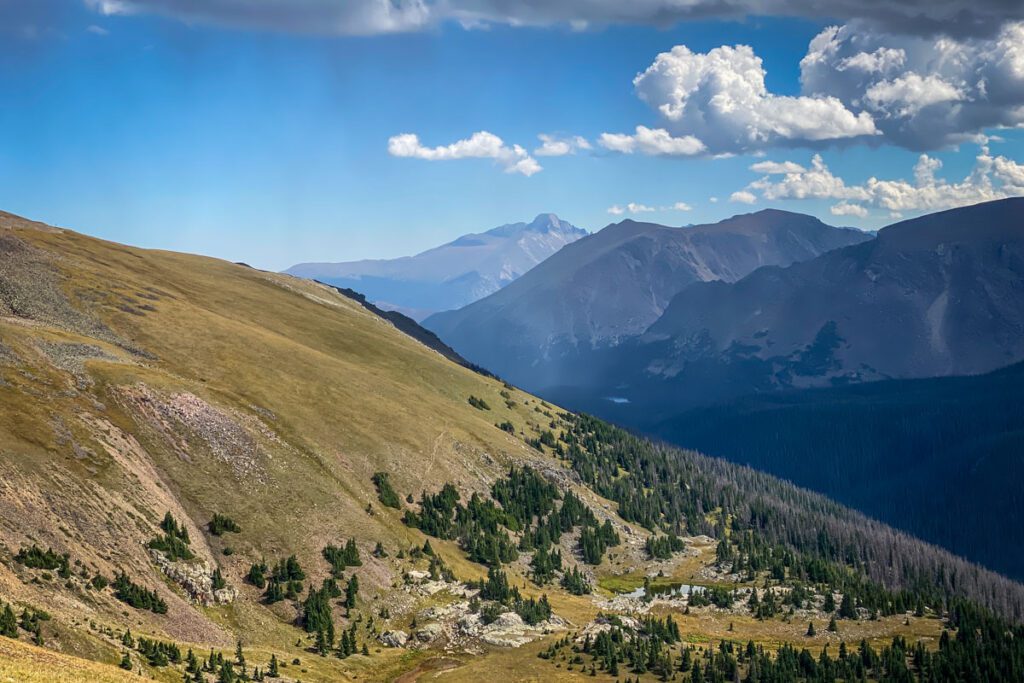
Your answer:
[1,1,1022,270]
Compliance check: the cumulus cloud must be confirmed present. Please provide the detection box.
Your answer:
[534,134,591,157]
[750,160,807,174]
[607,201,693,214]
[598,126,706,156]
[628,44,877,155]
[387,131,541,176]
[730,190,757,204]
[83,1,1024,38]
[738,146,1024,214]
[610,20,1024,155]
[830,201,868,217]
[750,154,869,201]
[612,202,656,214]
[800,21,1024,149]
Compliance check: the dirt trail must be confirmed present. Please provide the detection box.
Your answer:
[392,656,462,683]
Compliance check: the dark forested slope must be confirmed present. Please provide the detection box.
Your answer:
[654,361,1024,580]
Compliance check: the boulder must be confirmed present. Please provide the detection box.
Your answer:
[380,630,409,648]
[415,622,444,642]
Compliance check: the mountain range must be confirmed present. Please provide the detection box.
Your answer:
[557,198,1024,421]
[424,209,871,390]
[2,208,1023,681]
[285,213,586,320]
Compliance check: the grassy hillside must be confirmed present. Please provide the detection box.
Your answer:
[0,210,1021,682]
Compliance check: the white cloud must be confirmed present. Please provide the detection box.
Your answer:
[863,73,964,118]
[739,146,1024,214]
[534,134,591,157]
[830,201,868,217]
[800,21,1024,149]
[749,160,807,174]
[709,196,719,203]
[387,131,541,176]
[608,200,693,215]
[608,20,1024,155]
[750,154,869,201]
[630,44,877,154]
[598,126,705,156]
[85,24,110,35]
[730,190,757,204]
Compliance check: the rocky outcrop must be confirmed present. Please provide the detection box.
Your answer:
[380,630,409,648]
[150,550,237,606]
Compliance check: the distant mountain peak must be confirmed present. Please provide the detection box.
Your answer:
[285,213,587,319]
[486,213,586,238]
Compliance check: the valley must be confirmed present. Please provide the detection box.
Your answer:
[0,209,1022,681]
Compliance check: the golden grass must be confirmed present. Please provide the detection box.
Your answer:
[0,636,138,683]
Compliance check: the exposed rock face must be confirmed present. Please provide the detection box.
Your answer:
[150,550,237,607]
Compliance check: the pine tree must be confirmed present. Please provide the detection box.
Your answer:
[839,593,857,619]
[218,659,235,683]
[268,653,279,677]
[119,651,132,671]
[806,622,816,637]
[235,639,245,666]
[345,575,359,609]
[828,615,839,633]
[0,604,17,638]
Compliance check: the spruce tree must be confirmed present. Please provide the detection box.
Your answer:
[268,653,279,677]
[0,604,17,638]
[119,651,132,671]
[218,659,235,683]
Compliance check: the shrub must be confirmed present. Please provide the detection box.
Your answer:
[208,514,241,536]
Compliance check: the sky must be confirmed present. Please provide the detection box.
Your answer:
[1,1,1023,271]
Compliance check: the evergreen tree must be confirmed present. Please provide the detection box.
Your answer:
[2,604,20,639]
[119,651,132,671]
[839,593,857,619]
[268,654,279,677]
[218,659,235,683]
[345,575,359,610]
